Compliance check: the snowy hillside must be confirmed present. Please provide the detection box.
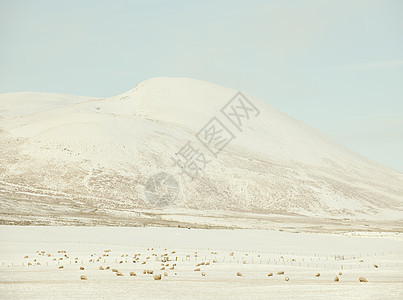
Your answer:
[0,77,402,228]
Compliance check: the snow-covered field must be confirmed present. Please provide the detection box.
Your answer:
[0,226,402,299]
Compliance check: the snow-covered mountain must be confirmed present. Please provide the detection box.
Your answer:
[0,77,402,228]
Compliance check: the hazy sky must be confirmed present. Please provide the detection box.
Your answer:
[1,0,402,172]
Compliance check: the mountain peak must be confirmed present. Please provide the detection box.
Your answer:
[0,78,402,226]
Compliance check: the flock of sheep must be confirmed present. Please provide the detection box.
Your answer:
[24,248,370,283]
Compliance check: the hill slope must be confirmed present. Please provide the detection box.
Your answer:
[0,77,402,229]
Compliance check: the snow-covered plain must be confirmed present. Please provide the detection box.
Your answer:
[0,226,402,299]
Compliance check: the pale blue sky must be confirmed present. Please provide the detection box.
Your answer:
[1,0,402,171]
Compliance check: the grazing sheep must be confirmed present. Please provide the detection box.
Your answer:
[153,274,162,280]
[285,277,289,281]
[236,272,243,277]
[161,267,165,270]
[277,271,284,275]
[373,264,379,268]
[112,269,118,272]
[359,277,368,282]
[106,266,110,270]
[116,272,124,276]
[58,266,64,269]
[267,273,273,277]
[80,275,87,280]
[80,267,85,270]
[170,266,175,270]
[24,256,28,258]
[338,272,342,275]
[143,270,147,274]
[201,272,206,276]
[99,266,104,270]
[130,272,136,276]
[205,262,210,265]
[147,270,154,274]
[164,272,168,276]
[334,276,339,282]
[194,268,201,271]
[315,273,320,277]
[28,263,32,266]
